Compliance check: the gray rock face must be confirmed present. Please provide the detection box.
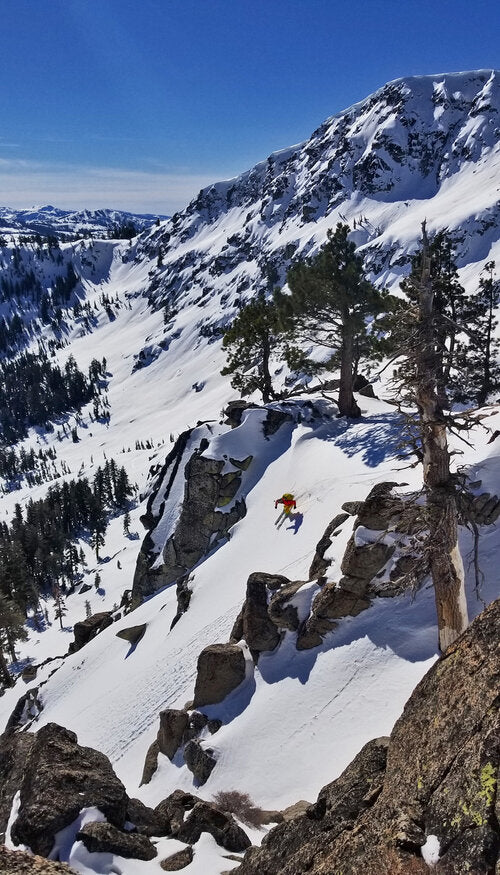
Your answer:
[184,740,217,785]
[154,789,200,837]
[0,732,36,844]
[133,445,246,602]
[157,708,189,760]
[268,581,307,631]
[237,737,389,875]
[308,513,350,580]
[238,599,500,874]
[340,537,394,580]
[140,739,160,786]
[192,643,246,707]
[237,575,281,655]
[8,723,128,857]
[127,797,167,837]
[176,801,251,852]
[68,612,113,654]
[76,821,157,860]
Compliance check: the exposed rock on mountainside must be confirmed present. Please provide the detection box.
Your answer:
[193,643,247,708]
[133,430,248,603]
[68,611,114,654]
[237,598,500,874]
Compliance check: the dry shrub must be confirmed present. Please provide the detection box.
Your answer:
[212,789,266,827]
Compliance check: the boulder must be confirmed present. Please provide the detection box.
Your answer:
[68,612,113,654]
[127,797,167,837]
[176,801,251,852]
[140,739,160,786]
[76,821,157,860]
[21,665,38,682]
[155,789,200,837]
[239,575,281,655]
[160,845,194,870]
[340,537,394,581]
[223,401,259,428]
[115,623,147,646]
[310,581,371,622]
[182,710,208,743]
[184,740,217,785]
[157,709,189,760]
[9,723,128,857]
[353,481,420,534]
[192,643,246,707]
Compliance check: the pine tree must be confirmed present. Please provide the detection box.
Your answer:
[400,230,468,407]
[454,261,500,406]
[279,223,390,417]
[221,294,284,403]
[52,584,67,631]
[395,223,468,652]
[0,594,28,664]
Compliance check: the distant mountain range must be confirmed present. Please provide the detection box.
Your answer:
[0,204,169,238]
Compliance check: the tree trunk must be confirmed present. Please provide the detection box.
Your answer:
[415,222,468,652]
[261,333,273,404]
[0,646,13,687]
[338,321,361,418]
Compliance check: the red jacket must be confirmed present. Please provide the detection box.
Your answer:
[275,496,296,512]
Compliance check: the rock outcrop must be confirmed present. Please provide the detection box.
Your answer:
[237,598,500,874]
[5,724,128,857]
[176,801,251,852]
[76,822,157,860]
[192,643,247,708]
[68,612,114,654]
[132,431,248,602]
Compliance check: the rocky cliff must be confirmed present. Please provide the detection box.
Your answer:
[237,597,500,874]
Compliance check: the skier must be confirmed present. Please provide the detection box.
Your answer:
[274,493,297,516]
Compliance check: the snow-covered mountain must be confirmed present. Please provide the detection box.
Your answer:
[0,70,499,874]
[133,69,500,338]
[0,205,168,240]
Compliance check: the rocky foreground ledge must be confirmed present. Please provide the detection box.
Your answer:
[237,598,500,874]
[0,846,76,874]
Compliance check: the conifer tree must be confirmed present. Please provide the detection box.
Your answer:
[278,223,390,417]
[454,261,500,406]
[0,594,28,663]
[395,223,468,652]
[221,294,284,403]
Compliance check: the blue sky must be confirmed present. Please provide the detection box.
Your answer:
[1,0,499,214]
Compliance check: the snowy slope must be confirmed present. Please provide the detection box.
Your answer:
[0,70,499,874]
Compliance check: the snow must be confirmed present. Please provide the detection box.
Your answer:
[0,70,499,873]
[421,833,441,866]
